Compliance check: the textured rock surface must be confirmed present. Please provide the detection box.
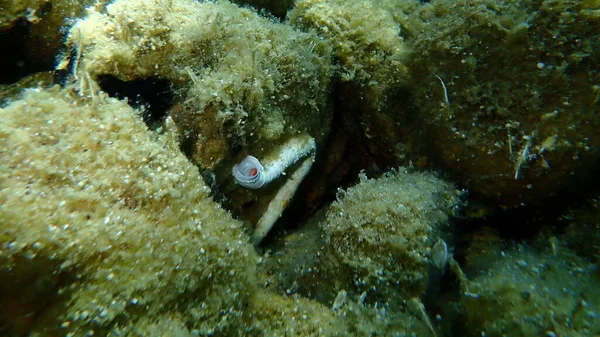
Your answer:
[68,0,334,171]
[461,246,600,337]
[404,0,600,207]
[0,87,257,336]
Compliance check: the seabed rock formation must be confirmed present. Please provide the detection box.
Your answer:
[1,0,599,336]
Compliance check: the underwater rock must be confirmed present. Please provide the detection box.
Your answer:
[289,0,417,171]
[66,0,335,234]
[244,291,349,336]
[0,77,360,337]
[231,0,296,18]
[67,0,334,171]
[291,0,600,209]
[404,0,600,207]
[256,212,440,337]
[559,196,600,264]
[0,71,55,103]
[290,0,408,89]
[461,245,600,337]
[0,0,109,84]
[255,168,462,335]
[314,169,463,308]
[0,86,258,336]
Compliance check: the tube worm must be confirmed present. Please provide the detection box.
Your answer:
[232,134,316,189]
[232,155,265,189]
[232,134,317,244]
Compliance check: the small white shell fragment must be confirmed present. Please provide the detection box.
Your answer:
[332,289,347,311]
[359,291,367,305]
[432,239,449,270]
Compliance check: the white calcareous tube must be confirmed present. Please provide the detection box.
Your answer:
[251,153,315,244]
[232,134,316,189]
[232,155,265,189]
[232,134,317,244]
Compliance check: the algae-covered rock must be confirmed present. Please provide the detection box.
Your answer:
[290,0,407,88]
[254,168,461,335]
[291,0,600,208]
[244,291,349,336]
[232,0,295,18]
[315,169,463,307]
[0,0,109,83]
[559,197,600,264]
[289,0,416,169]
[66,0,335,232]
[461,245,600,337]
[68,0,334,171]
[0,86,258,336]
[405,0,600,207]
[255,219,440,337]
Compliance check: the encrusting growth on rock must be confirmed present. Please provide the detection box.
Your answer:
[0,86,258,335]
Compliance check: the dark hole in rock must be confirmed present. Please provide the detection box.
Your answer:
[96,75,174,129]
[0,19,52,84]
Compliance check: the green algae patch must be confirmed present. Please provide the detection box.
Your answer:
[0,87,258,336]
